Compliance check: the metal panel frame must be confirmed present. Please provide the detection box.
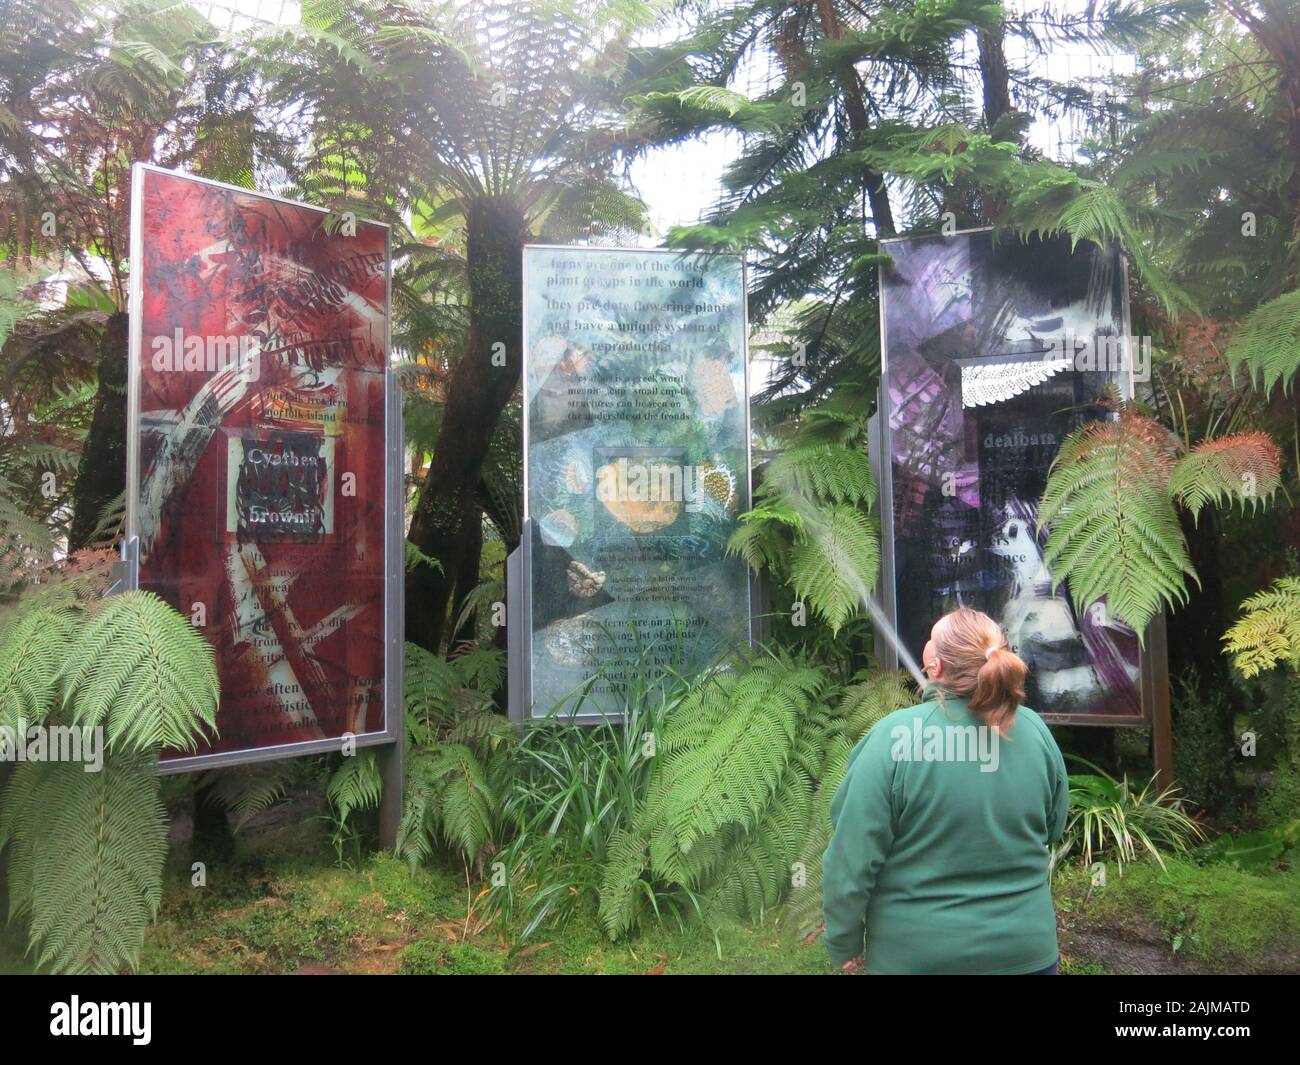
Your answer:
[518,244,752,723]
[874,226,1163,728]
[126,163,402,773]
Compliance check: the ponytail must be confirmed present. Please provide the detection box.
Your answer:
[969,646,1027,735]
[931,608,1027,735]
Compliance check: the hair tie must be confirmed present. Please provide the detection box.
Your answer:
[985,645,998,659]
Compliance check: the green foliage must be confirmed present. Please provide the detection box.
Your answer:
[0,567,218,974]
[1194,819,1300,872]
[326,748,382,823]
[403,540,441,574]
[1039,410,1196,634]
[1223,576,1300,677]
[596,655,913,940]
[730,402,878,635]
[1057,760,1206,874]
[399,938,505,975]
[0,752,166,973]
[1055,855,1300,970]
[397,642,508,869]
[402,743,494,862]
[1170,670,1236,814]
[1260,672,1300,823]
[59,591,219,752]
[486,664,683,941]
[0,604,77,730]
[193,761,302,831]
[1226,288,1300,395]
[1169,432,1281,522]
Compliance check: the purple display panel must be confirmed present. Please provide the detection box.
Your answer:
[878,229,1145,722]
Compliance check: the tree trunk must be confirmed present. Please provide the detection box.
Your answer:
[976,22,1014,223]
[406,197,527,652]
[977,25,1013,128]
[812,0,895,236]
[68,311,128,550]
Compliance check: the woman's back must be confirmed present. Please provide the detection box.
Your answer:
[822,693,1070,975]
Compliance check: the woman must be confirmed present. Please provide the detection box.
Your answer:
[822,607,1070,975]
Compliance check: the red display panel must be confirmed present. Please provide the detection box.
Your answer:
[128,165,395,765]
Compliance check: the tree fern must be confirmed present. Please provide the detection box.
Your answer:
[1039,410,1196,634]
[59,591,218,753]
[0,752,166,974]
[0,604,77,731]
[1223,577,1300,678]
[326,748,382,822]
[788,506,880,634]
[597,654,846,938]
[1169,432,1282,521]
[195,761,301,831]
[1226,288,1300,395]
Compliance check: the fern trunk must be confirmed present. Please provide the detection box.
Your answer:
[406,197,528,651]
[68,311,127,550]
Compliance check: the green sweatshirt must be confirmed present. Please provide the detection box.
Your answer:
[822,690,1070,974]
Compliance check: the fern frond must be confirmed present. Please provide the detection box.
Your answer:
[788,505,879,634]
[1170,432,1281,521]
[429,743,495,857]
[59,592,218,753]
[197,761,299,831]
[326,749,382,822]
[0,605,77,732]
[1226,288,1300,395]
[766,444,876,507]
[596,825,652,938]
[1223,577,1300,678]
[1039,411,1195,634]
[0,752,166,974]
[838,670,916,743]
[726,501,800,571]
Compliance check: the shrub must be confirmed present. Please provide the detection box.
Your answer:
[1170,668,1237,813]
[1057,759,1207,875]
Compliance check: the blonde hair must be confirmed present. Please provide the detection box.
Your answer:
[931,607,1027,735]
